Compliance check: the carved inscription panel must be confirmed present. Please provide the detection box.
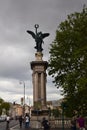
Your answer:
[34,66,44,72]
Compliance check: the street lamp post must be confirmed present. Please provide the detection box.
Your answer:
[62,105,64,130]
[61,102,66,130]
[20,81,25,117]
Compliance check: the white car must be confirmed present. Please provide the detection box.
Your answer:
[0,115,7,122]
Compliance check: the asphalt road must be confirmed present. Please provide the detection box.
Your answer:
[0,120,19,130]
[10,122,71,130]
[11,125,71,130]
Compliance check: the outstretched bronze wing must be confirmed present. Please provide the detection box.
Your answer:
[42,33,50,39]
[27,30,36,39]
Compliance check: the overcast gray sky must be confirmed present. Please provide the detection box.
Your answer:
[0,0,87,105]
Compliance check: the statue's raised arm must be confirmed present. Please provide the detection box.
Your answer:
[27,24,50,52]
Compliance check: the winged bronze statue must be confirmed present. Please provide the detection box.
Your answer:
[27,25,50,52]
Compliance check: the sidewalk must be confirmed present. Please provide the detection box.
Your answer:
[10,124,71,130]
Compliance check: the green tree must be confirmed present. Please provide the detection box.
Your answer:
[0,98,4,115]
[52,109,60,117]
[0,98,10,115]
[48,6,87,116]
[2,102,10,115]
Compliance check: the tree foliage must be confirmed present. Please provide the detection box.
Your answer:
[0,98,10,115]
[48,6,87,116]
[51,108,60,117]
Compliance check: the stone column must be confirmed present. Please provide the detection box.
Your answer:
[30,52,48,109]
[34,72,38,102]
[41,72,46,107]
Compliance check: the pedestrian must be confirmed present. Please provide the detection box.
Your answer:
[25,114,30,128]
[42,117,50,130]
[71,116,76,130]
[77,115,85,130]
[19,115,23,128]
[6,114,10,130]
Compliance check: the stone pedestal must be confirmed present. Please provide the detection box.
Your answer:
[30,52,48,109]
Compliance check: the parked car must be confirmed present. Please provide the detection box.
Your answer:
[0,115,7,122]
[0,117,5,122]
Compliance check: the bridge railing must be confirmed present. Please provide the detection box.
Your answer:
[49,118,71,128]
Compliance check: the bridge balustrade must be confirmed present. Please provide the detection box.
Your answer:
[49,118,71,128]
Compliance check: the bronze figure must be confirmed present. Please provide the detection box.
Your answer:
[27,24,50,52]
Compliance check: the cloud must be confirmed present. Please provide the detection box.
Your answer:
[0,0,87,105]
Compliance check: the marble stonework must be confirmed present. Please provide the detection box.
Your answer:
[30,52,48,109]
